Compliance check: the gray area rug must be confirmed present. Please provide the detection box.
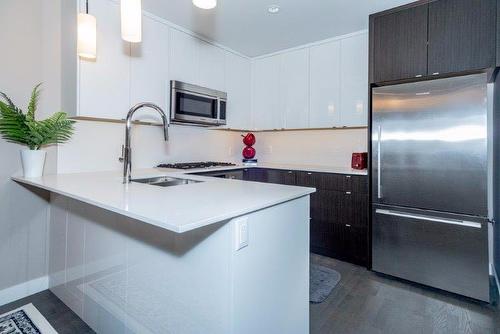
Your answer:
[0,304,57,334]
[310,264,341,303]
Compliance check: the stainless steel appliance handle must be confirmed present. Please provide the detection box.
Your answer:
[375,209,482,228]
[377,125,382,199]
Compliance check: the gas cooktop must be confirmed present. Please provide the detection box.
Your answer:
[156,162,236,170]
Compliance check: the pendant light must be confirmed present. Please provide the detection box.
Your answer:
[121,0,142,43]
[77,0,97,59]
[193,0,217,10]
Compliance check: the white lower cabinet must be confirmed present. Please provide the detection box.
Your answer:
[340,33,368,127]
[225,52,251,129]
[280,49,310,129]
[252,55,283,130]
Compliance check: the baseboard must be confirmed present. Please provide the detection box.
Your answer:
[0,276,49,306]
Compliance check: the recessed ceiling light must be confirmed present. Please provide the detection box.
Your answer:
[193,0,217,10]
[268,5,280,14]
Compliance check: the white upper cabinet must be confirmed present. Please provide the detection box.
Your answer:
[252,55,283,130]
[130,15,170,122]
[340,33,368,127]
[309,40,341,128]
[199,41,226,91]
[225,52,251,129]
[280,49,310,129]
[79,0,130,120]
[169,29,200,85]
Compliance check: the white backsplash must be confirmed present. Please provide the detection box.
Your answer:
[253,128,368,168]
[58,122,367,173]
[57,121,244,173]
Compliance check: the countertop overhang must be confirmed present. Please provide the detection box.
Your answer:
[12,167,316,234]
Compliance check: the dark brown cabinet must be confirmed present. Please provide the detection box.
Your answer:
[266,169,296,185]
[199,167,369,266]
[243,168,267,182]
[372,4,429,83]
[428,0,496,76]
[296,171,368,266]
[370,0,498,83]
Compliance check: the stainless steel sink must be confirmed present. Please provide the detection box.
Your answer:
[131,176,202,187]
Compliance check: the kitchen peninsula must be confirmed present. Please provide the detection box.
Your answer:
[13,168,314,334]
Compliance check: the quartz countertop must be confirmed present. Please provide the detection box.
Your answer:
[161,162,368,176]
[12,168,315,234]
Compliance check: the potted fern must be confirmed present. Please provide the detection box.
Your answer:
[0,84,75,177]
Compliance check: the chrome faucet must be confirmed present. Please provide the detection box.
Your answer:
[121,102,169,183]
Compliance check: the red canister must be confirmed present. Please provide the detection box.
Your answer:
[351,152,368,170]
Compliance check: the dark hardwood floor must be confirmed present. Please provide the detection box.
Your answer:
[0,290,94,334]
[310,254,500,334]
[1,258,498,334]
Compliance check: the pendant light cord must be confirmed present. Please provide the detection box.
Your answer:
[86,0,89,14]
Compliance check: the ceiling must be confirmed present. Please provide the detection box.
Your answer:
[142,0,411,57]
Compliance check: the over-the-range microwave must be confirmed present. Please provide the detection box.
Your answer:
[170,80,227,126]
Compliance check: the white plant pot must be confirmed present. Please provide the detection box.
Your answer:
[20,149,46,178]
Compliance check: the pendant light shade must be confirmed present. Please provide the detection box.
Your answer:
[121,0,142,43]
[77,2,97,59]
[193,0,217,10]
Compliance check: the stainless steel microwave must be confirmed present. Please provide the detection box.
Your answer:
[170,80,227,126]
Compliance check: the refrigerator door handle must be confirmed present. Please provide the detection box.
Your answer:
[377,125,382,199]
[375,209,482,228]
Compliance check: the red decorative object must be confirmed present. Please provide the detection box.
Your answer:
[351,152,368,170]
[241,132,257,161]
[242,133,256,146]
[243,146,256,159]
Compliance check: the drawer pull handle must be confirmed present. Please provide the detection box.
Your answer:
[307,172,312,175]
[345,191,351,195]
[345,224,351,227]
[375,209,481,228]
[288,171,293,174]
[346,175,351,178]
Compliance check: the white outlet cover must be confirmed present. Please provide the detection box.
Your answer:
[233,216,249,251]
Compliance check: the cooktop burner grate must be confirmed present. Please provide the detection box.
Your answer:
[156,162,236,170]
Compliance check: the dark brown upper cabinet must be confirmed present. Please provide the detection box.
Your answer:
[428,0,496,76]
[371,4,429,83]
[370,0,498,84]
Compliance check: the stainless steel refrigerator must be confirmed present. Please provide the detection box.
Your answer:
[371,73,490,302]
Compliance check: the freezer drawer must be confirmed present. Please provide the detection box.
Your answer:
[372,205,490,302]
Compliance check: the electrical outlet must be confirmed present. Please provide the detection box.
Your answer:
[233,217,249,251]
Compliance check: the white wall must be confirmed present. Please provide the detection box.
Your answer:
[253,129,367,168]
[0,0,63,304]
[58,122,243,173]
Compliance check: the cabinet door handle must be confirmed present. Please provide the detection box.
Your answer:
[307,172,312,175]
[415,74,423,78]
[345,191,351,195]
[345,224,351,227]
[432,72,440,76]
[346,175,351,178]
[287,171,293,174]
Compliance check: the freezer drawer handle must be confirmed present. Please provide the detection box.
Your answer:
[375,209,482,228]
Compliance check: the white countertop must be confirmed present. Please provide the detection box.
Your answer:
[177,162,368,176]
[12,168,315,234]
